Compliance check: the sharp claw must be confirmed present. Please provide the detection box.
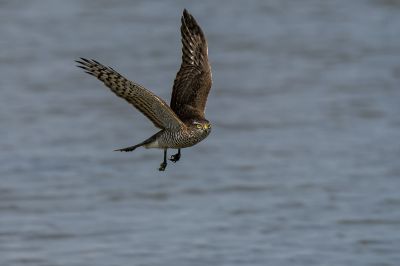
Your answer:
[169,153,181,163]
[159,162,167,171]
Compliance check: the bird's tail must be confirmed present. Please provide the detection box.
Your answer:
[114,143,143,152]
[114,133,158,152]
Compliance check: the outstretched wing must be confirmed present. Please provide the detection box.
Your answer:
[76,58,184,130]
[170,9,212,121]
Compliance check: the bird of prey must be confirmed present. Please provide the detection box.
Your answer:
[76,9,212,171]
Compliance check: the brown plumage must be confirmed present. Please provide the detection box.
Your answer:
[76,9,212,171]
[76,58,185,131]
[170,9,212,121]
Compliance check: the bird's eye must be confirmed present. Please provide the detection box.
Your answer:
[196,124,202,129]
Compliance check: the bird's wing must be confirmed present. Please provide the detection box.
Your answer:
[76,58,185,130]
[170,9,212,121]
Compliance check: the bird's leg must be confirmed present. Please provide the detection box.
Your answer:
[170,149,181,163]
[159,149,168,171]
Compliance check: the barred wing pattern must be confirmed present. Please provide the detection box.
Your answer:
[76,58,184,130]
[170,9,212,121]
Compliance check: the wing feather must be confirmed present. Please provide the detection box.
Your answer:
[170,9,212,121]
[76,58,184,130]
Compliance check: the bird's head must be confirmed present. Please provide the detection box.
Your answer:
[192,119,212,135]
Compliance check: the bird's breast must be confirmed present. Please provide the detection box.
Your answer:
[157,129,209,149]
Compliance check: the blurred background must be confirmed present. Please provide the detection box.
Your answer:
[1,0,400,265]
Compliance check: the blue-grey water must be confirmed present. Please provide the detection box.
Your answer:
[1,0,400,265]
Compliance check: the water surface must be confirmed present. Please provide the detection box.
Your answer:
[1,0,400,265]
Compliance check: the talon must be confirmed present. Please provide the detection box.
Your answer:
[159,149,168,171]
[159,162,167,171]
[169,154,180,163]
[169,150,181,163]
